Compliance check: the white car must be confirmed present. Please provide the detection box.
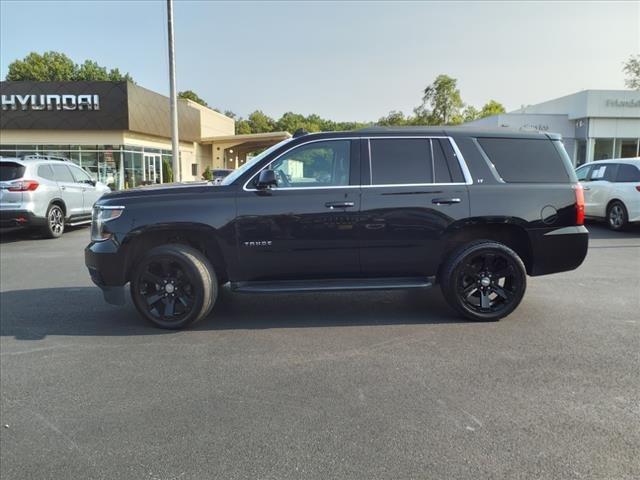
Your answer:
[575,158,640,231]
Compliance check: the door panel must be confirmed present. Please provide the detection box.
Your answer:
[234,139,361,281]
[359,186,469,276]
[69,165,100,213]
[236,188,361,280]
[51,164,83,217]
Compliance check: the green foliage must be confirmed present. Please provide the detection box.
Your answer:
[623,55,640,90]
[6,51,75,81]
[162,159,173,183]
[5,51,134,82]
[202,166,213,181]
[422,74,464,125]
[377,110,408,126]
[479,99,506,118]
[462,105,480,122]
[178,90,209,107]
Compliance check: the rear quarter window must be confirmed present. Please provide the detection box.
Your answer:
[615,164,640,182]
[477,138,571,183]
[0,162,25,181]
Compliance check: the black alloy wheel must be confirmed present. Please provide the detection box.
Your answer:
[441,241,526,321]
[130,244,217,329]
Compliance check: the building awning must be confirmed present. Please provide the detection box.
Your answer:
[200,131,291,152]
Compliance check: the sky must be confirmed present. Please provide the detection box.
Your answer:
[1,0,638,122]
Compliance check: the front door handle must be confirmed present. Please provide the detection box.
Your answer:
[432,197,461,205]
[325,201,355,210]
[583,186,591,191]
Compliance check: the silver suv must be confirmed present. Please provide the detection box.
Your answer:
[0,156,111,238]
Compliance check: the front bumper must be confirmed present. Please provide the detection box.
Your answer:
[0,209,46,228]
[85,239,127,305]
[528,225,589,276]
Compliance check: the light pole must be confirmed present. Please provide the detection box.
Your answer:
[167,0,180,182]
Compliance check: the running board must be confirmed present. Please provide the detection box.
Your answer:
[67,219,91,227]
[231,277,434,294]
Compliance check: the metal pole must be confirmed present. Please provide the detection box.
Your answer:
[167,0,180,182]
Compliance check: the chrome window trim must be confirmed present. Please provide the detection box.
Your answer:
[242,135,473,192]
[429,138,435,183]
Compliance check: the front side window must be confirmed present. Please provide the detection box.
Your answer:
[575,165,591,181]
[589,164,617,181]
[267,140,350,188]
[51,164,75,183]
[69,165,94,184]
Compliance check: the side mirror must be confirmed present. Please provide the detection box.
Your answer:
[89,179,97,187]
[255,169,278,189]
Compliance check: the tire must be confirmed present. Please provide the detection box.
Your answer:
[130,244,217,329]
[42,204,65,238]
[440,240,527,322]
[607,201,628,231]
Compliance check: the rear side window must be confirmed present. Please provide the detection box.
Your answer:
[615,164,640,182]
[50,164,75,183]
[38,164,55,180]
[369,138,432,185]
[438,139,465,183]
[589,164,617,181]
[477,138,571,183]
[0,162,25,181]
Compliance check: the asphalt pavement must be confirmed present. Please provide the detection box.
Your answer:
[1,224,639,480]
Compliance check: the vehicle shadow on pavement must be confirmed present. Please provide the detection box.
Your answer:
[0,286,462,340]
[0,226,88,244]
[586,223,640,240]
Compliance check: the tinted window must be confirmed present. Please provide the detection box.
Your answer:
[0,162,25,181]
[438,139,465,183]
[433,139,453,183]
[615,164,640,182]
[38,164,55,180]
[370,138,431,185]
[69,165,94,184]
[51,164,75,183]
[589,164,617,182]
[268,140,350,188]
[477,138,571,183]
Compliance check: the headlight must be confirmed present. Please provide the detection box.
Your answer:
[91,205,125,242]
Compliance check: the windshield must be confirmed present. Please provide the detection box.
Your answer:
[221,138,293,186]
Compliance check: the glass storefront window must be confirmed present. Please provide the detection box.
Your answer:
[614,138,639,158]
[123,151,143,188]
[593,139,614,161]
[576,140,587,166]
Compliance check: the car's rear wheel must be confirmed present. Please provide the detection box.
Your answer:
[607,201,628,231]
[440,240,527,321]
[43,204,65,238]
[130,244,217,329]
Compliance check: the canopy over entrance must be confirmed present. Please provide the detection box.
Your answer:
[201,131,291,169]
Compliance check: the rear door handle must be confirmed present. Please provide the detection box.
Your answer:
[432,197,461,205]
[583,186,591,191]
[325,201,355,210]
[60,186,66,191]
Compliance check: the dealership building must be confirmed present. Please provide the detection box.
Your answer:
[0,81,289,189]
[465,90,640,166]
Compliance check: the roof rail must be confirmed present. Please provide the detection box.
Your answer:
[20,154,70,162]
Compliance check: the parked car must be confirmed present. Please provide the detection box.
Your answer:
[86,127,588,329]
[212,169,233,185]
[575,158,640,230]
[0,155,111,238]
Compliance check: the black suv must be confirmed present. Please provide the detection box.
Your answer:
[85,128,588,329]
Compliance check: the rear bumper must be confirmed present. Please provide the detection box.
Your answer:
[528,225,589,276]
[0,209,46,228]
[85,240,127,305]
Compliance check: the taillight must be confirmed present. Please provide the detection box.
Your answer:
[8,180,39,192]
[635,185,640,192]
[574,183,585,226]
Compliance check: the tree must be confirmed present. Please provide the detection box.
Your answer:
[202,166,213,181]
[162,159,173,183]
[246,110,276,133]
[6,51,75,81]
[377,110,408,126]
[462,105,480,122]
[5,51,134,82]
[421,74,464,125]
[479,99,506,118]
[623,54,640,90]
[178,90,208,107]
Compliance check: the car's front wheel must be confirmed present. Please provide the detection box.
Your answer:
[440,240,527,321]
[130,244,217,329]
[607,201,628,231]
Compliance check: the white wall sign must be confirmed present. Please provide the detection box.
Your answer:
[1,94,100,111]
